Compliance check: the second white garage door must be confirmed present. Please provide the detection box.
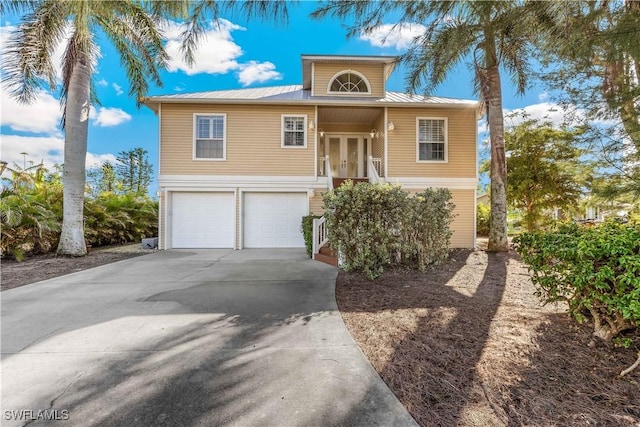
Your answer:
[172,192,235,248]
[243,192,307,248]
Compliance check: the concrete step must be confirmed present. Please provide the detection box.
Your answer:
[319,245,337,257]
[314,252,338,267]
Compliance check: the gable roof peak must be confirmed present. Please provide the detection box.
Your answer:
[301,54,398,90]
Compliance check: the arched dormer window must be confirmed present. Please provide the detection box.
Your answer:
[328,70,371,94]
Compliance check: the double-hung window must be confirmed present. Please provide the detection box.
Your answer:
[194,114,226,160]
[282,115,307,148]
[417,118,447,162]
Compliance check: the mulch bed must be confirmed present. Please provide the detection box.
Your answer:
[336,249,640,426]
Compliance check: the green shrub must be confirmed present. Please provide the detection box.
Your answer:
[301,214,321,257]
[514,221,640,341]
[322,181,454,279]
[0,165,158,260]
[477,202,490,236]
[84,194,158,247]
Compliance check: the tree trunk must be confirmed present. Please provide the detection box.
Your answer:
[57,53,90,256]
[483,65,509,252]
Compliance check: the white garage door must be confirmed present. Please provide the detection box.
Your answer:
[243,192,307,248]
[171,192,235,248]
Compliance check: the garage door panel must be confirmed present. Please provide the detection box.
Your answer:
[244,193,307,248]
[172,192,235,248]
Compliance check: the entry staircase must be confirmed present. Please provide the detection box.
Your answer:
[312,156,383,266]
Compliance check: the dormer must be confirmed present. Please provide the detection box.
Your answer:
[301,54,397,98]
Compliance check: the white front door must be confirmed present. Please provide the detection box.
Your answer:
[327,135,364,178]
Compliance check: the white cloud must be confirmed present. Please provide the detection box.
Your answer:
[359,23,426,50]
[97,78,108,87]
[238,61,282,86]
[112,82,123,96]
[91,107,131,127]
[163,19,245,75]
[0,83,62,134]
[504,102,568,128]
[0,134,117,170]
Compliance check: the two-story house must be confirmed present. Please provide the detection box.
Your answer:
[143,54,479,251]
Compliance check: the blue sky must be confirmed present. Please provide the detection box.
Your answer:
[1,2,557,195]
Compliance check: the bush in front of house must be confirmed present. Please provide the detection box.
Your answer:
[477,202,490,236]
[514,221,640,342]
[322,181,455,279]
[301,214,321,257]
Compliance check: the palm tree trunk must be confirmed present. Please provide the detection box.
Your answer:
[483,65,509,252]
[57,53,90,256]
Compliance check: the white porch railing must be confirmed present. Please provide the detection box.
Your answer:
[325,155,333,191]
[368,156,384,184]
[312,216,329,256]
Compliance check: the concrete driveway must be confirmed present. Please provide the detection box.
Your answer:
[1,249,416,426]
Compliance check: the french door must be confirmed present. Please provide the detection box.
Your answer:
[326,135,366,178]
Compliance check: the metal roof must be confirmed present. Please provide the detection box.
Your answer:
[143,85,478,112]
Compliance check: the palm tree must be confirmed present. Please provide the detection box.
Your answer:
[3,0,168,256]
[313,1,546,252]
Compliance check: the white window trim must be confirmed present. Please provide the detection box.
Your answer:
[326,69,372,95]
[193,113,227,161]
[281,114,308,148]
[416,117,448,163]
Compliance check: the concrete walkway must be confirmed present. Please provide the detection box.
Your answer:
[1,249,417,426]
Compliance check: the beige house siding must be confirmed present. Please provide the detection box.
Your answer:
[313,63,385,97]
[387,107,477,178]
[160,103,316,176]
[309,193,325,215]
[449,189,476,248]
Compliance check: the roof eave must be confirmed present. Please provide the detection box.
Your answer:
[141,97,479,110]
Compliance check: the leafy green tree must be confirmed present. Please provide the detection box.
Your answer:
[538,1,640,199]
[86,161,119,196]
[313,1,551,251]
[3,0,167,256]
[116,148,152,196]
[500,118,589,232]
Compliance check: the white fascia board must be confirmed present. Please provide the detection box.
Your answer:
[384,177,478,190]
[159,175,329,189]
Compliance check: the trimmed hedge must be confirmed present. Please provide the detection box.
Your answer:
[514,221,640,341]
[301,214,321,257]
[322,181,455,279]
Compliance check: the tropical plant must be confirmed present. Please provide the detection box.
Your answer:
[313,1,548,252]
[3,0,168,256]
[0,164,63,260]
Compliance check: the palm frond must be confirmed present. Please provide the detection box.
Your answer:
[403,19,478,95]
[0,0,40,16]
[225,0,292,26]
[1,0,68,103]
[95,2,168,106]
